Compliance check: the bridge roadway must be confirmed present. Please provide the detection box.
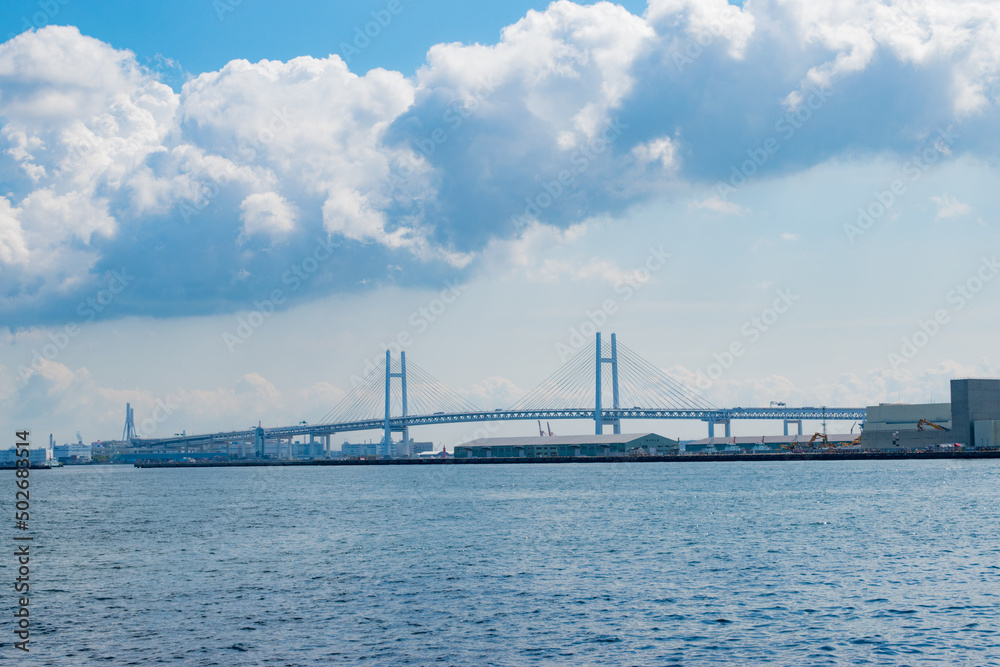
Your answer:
[135,406,867,449]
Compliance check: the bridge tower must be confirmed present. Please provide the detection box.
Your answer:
[383,350,409,456]
[121,402,137,442]
[594,332,621,434]
[254,425,265,458]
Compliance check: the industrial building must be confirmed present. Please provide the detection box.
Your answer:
[336,438,434,458]
[53,441,92,463]
[454,433,677,459]
[860,378,1000,449]
[687,379,1000,452]
[952,378,1000,446]
[340,442,378,458]
[0,448,50,466]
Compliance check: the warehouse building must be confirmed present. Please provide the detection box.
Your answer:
[682,434,858,452]
[454,433,677,459]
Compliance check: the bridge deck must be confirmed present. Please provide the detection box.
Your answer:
[135,407,866,448]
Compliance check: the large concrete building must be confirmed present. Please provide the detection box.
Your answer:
[53,442,92,463]
[454,433,677,459]
[864,402,952,431]
[860,378,1000,449]
[951,378,1000,446]
[860,401,953,450]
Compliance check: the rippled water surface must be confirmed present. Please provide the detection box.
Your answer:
[5,460,1000,665]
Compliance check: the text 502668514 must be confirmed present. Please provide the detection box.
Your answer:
[13,430,32,652]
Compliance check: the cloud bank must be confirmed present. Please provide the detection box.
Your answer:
[1,0,999,325]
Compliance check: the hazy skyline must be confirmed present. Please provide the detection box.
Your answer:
[2,0,1000,446]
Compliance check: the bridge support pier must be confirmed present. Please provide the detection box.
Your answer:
[707,418,731,438]
[783,419,803,436]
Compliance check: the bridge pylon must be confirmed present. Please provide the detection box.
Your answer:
[121,402,137,442]
[383,350,409,456]
[594,332,621,434]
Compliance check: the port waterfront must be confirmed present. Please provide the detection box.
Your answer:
[132,448,1000,468]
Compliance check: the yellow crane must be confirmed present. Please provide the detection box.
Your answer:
[917,419,946,431]
[808,432,829,447]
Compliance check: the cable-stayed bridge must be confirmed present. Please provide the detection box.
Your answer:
[132,333,865,455]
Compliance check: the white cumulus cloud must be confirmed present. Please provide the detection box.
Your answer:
[2,2,1000,325]
[240,192,296,237]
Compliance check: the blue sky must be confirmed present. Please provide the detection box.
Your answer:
[1,0,999,447]
[3,0,650,82]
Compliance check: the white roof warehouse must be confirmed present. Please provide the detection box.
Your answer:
[454,433,677,459]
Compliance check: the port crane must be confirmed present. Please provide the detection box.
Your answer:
[536,420,555,436]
